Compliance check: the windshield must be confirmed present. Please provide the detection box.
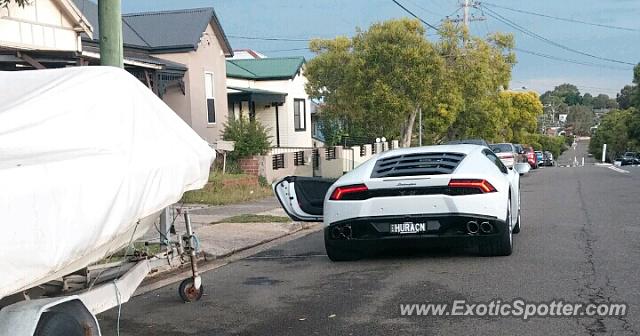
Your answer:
[490,144,514,153]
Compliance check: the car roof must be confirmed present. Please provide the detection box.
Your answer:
[376,144,485,159]
[446,139,488,146]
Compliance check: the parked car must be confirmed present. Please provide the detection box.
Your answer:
[513,144,528,164]
[274,144,526,260]
[616,152,640,166]
[535,151,544,164]
[489,143,517,169]
[525,147,538,169]
[541,151,555,166]
[446,139,489,147]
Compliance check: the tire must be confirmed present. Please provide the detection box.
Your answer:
[325,240,360,262]
[34,311,84,336]
[513,195,521,234]
[178,278,204,302]
[512,209,521,234]
[479,199,513,257]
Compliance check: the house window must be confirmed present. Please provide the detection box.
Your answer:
[205,72,215,123]
[294,98,306,131]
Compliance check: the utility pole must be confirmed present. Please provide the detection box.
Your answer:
[463,0,469,27]
[98,0,123,68]
[451,1,485,29]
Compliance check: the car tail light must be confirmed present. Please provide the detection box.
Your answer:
[448,179,497,193]
[330,184,368,200]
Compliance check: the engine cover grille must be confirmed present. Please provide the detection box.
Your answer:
[371,152,466,178]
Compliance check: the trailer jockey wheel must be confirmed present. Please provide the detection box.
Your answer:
[179,278,204,302]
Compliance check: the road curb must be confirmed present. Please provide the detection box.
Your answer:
[200,222,311,260]
[133,223,323,296]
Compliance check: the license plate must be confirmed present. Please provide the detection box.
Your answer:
[390,222,427,234]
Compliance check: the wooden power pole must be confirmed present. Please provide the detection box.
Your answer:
[98,0,123,68]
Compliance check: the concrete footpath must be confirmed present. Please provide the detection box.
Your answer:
[140,196,320,261]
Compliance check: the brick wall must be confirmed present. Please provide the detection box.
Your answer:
[239,157,260,176]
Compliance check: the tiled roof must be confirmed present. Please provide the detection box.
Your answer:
[226,57,305,80]
[73,1,232,54]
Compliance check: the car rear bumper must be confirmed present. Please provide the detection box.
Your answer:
[325,213,508,250]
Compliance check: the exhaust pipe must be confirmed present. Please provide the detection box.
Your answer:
[342,225,353,239]
[480,221,494,234]
[331,225,353,239]
[331,226,342,239]
[466,221,479,234]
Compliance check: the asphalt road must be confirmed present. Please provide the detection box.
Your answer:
[99,139,640,335]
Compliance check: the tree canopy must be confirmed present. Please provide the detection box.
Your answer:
[306,19,524,147]
[589,64,640,160]
[306,19,445,147]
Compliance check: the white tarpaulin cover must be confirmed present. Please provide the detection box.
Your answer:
[0,67,214,299]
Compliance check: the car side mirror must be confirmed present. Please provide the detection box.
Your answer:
[514,163,530,175]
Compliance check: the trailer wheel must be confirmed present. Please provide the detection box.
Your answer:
[35,311,84,336]
[179,278,204,302]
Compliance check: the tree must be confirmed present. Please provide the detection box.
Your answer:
[499,91,543,142]
[632,64,640,109]
[436,22,516,143]
[582,93,593,106]
[306,19,517,147]
[566,105,595,136]
[589,109,635,160]
[592,93,617,109]
[221,118,271,160]
[617,85,635,110]
[307,19,446,147]
[541,83,582,106]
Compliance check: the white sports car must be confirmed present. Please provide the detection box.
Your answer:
[273,144,526,261]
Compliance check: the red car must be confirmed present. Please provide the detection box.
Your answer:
[525,146,538,169]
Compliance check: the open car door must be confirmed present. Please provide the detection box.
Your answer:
[273,176,335,222]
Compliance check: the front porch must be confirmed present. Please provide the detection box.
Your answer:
[227,86,288,147]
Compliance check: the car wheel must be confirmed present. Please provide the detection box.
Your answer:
[512,208,521,234]
[479,199,513,257]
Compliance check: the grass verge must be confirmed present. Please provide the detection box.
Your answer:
[181,173,272,205]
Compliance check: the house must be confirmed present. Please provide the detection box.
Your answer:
[226,57,312,148]
[73,1,233,144]
[2,0,234,144]
[0,0,93,69]
[230,49,265,60]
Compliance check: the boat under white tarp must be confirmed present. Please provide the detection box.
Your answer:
[0,67,214,299]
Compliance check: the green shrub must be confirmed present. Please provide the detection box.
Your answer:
[222,117,272,160]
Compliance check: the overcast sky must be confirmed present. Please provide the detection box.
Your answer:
[121,0,639,97]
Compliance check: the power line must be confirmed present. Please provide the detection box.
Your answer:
[513,47,633,71]
[481,5,636,66]
[263,47,311,53]
[227,34,311,42]
[482,2,640,33]
[391,0,440,31]
[404,0,445,18]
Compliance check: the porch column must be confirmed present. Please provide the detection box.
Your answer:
[274,103,281,147]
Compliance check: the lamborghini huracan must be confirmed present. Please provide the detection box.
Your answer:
[273,144,527,261]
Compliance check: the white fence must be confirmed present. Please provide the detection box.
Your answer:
[257,140,400,182]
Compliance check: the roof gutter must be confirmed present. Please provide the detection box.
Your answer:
[81,50,163,70]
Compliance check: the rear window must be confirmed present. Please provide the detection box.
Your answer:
[490,144,513,153]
